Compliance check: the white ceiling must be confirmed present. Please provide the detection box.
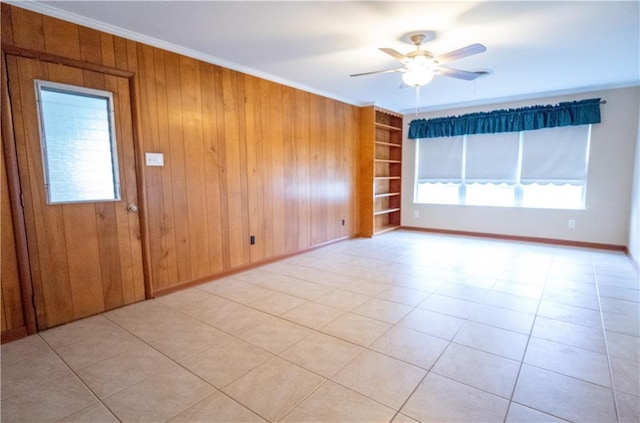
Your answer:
[16,1,640,113]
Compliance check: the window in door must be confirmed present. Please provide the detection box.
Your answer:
[35,80,121,204]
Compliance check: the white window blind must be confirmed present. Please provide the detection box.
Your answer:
[414,124,591,209]
[417,136,463,183]
[465,132,520,184]
[521,125,590,185]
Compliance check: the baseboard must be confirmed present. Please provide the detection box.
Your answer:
[1,326,27,344]
[400,226,628,252]
[153,235,353,297]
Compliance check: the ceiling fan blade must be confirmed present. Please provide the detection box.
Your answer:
[435,43,486,64]
[436,67,483,81]
[350,67,405,77]
[379,48,408,62]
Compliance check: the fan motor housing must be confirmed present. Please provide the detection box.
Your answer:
[407,50,434,59]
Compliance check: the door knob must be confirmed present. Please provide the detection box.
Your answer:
[127,204,138,213]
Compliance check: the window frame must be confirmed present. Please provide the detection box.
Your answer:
[34,80,121,205]
[413,125,591,210]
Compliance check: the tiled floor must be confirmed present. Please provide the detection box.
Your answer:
[2,230,639,422]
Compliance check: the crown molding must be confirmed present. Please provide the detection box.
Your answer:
[6,1,363,107]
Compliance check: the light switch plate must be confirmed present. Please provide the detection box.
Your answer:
[145,152,164,166]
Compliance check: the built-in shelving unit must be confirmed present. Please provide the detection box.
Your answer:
[360,106,403,237]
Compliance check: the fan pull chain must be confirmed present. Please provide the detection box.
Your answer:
[415,85,421,116]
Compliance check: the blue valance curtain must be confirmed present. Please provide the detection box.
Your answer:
[408,98,602,139]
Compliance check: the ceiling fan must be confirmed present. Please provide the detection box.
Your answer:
[351,33,489,87]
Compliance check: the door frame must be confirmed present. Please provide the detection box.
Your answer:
[1,44,153,335]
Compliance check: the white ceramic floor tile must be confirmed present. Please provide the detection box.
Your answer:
[168,391,267,422]
[314,289,372,311]
[616,391,640,423]
[1,374,97,423]
[436,283,490,302]
[376,286,430,306]
[524,337,612,388]
[482,291,540,314]
[453,320,529,361]
[513,365,617,423]
[419,294,478,319]
[606,331,640,362]
[398,308,466,341]
[249,291,308,315]
[222,357,325,422]
[143,322,232,360]
[78,344,179,398]
[492,280,544,299]
[390,413,421,423]
[179,335,273,388]
[3,231,638,423]
[469,303,535,334]
[370,325,449,370]
[235,315,312,354]
[505,403,569,423]
[280,301,344,329]
[610,355,640,396]
[1,335,55,366]
[432,343,520,399]
[602,311,640,337]
[279,332,363,377]
[401,373,509,422]
[332,350,426,409]
[600,297,640,318]
[281,381,396,423]
[320,312,391,347]
[536,301,603,329]
[103,366,216,422]
[155,288,214,308]
[531,316,607,353]
[200,279,273,306]
[351,297,413,324]
[1,341,74,398]
[56,403,119,423]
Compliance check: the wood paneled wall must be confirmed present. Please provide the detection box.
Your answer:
[1,127,26,340]
[1,1,361,325]
[137,49,359,292]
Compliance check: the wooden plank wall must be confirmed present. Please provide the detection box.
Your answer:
[1,7,27,339]
[1,3,361,316]
[1,125,26,340]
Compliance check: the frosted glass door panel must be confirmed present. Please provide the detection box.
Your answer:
[35,81,120,204]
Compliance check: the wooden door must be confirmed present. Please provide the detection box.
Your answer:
[6,55,145,330]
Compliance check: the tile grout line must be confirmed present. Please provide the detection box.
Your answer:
[15,233,634,423]
[103,296,391,422]
[259,238,634,422]
[274,378,330,423]
[100,310,271,423]
[592,257,622,423]
[386,269,496,422]
[501,247,554,423]
[234,261,465,420]
[164,288,426,421]
[500,249,617,423]
[35,332,123,423]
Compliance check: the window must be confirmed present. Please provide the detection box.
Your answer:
[414,125,591,209]
[35,80,120,204]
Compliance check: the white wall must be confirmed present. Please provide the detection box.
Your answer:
[629,104,640,263]
[401,86,640,247]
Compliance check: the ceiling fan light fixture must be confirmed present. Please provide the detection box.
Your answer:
[402,67,434,86]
